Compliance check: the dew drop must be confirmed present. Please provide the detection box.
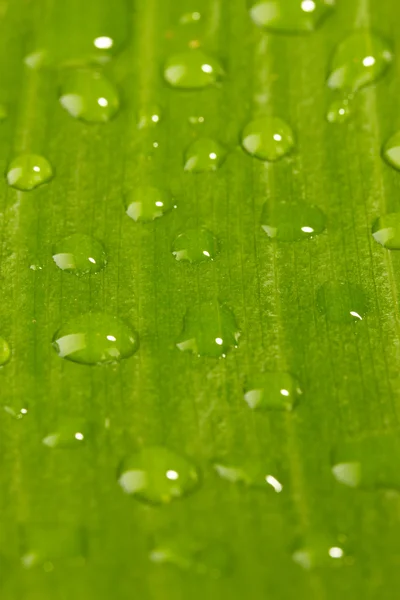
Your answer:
[261,201,326,241]
[184,138,226,172]
[332,434,400,490]
[372,213,400,250]
[137,105,162,129]
[163,50,224,89]
[20,524,85,569]
[172,228,219,263]
[214,460,283,492]
[125,186,174,223]
[180,11,202,25]
[244,372,302,411]
[59,69,120,123]
[53,313,139,365]
[176,301,240,358]
[249,0,335,33]
[327,31,392,122]
[0,337,11,366]
[52,234,107,276]
[118,446,200,504]
[241,117,295,162]
[326,96,352,124]
[6,154,53,191]
[42,418,88,449]
[382,131,400,171]
[293,540,346,570]
[150,538,231,578]
[316,281,368,324]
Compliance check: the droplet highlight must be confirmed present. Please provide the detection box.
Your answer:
[6,154,53,191]
[184,138,226,172]
[316,281,368,323]
[163,50,224,89]
[118,446,200,504]
[176,301,240,358]
[249,0,335,33]
[244,372,302,411]
[53,313,139,365]
[59,69,120,123]
[125,186,174,223]
[172,228,219,263]
[52,234,107,276]
[241,117,295,162]
[261,201,326,241]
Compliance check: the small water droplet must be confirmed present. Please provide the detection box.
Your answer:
[118,446,200,504]
[214,460,283,492]
[189,115,205,125]
[382,131,400,171]
[261,201,326,241]
[180,11,202,24]
[327,31,392,122]
[59,69,120,123]
[20,525,85,569]
[372,213,400,250]
[332,434,400,490]
[244,372,302,411]
[184,138,226,172]
[125,186,174,223]
[137,105,162,129]
[150,538,231,578]
[0,337,11,366]
[53,313,139,365]
[42,418,88,449]
[52,234,107,276]
[249,0,335,33]
[176,301,240,358]
[316,281,368,323]
[241,117,295,161]
[164,50,224,89]
[6,154,53,191]
[172,228,219,263]
[293,541,346,570]
[4,405,28,420]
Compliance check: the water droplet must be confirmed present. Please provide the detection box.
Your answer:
[184,138,226,172]
[382,131,400,171]
[180,11,202,24]
[150,538,231,578]
[53,313,139,365]
[176,301,240,358]
[332,434,400,490]
[244,372,302,411]
[172,228,219,263]
[163,50,224,89]
[241,117,295,162]
[0,338,11,366]
[261,201,326,241]
[59,69,120,123]
[293,540,346,570]
[372,213,400,250]
[249,0,335,33]
[327,31,392,122]
[214,461,283,492]
[42,418,88,448]
[52,234,107,276]
[4,405,28,420]
[20,525,85,569]
[189,115,205,125]
[118,446,200,504]
[125,186,174,223]
[137,105,162,129]
[6,154,53,191]
[316,281,368,323]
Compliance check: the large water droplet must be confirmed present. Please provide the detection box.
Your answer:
[163,50,224,89]
[53,313,139,365]
[382,131,400,171]
[184,138,226,172]
[6,154,53,191]
[332,434,400,490]
[241,117,295,162]
[172,228,219,263]
[244,372,302,411]
[372,213,400,250]
[52,234,107,276]
[118,446,200,504]
[261,201,326,241]
[59,69,120,123]
[42,418,88,448]
[249,0,335,33]
[327,31,393,122]
[125,186,174,223]
[0,338,11,366]
[316,281,368,323]
[20,525,85,569]
[176,302,240,358]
